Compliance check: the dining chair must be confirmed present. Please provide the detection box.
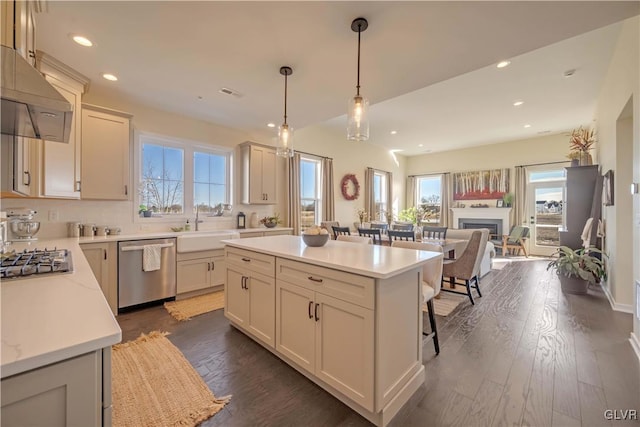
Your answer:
[391,240,444,355]
[332,226,351,239]
[441,230,485,305]
[387,230,415,243]
[392,223,414,231]
[370,223,388,234]
[422,226,448,240]
[336,235,372,244]
[357,228,383,245]
[321,221,340,239]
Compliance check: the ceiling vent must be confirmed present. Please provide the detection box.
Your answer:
[219,87,243,98]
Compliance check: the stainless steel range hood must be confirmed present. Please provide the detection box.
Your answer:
[1,45,73,143]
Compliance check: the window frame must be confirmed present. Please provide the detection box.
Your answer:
[373,170,388,221]
[415,174,443,224]
[134,131,233,223]
[299,155,323,231]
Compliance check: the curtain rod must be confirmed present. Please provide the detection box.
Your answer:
[408,172,450,178]
[295,150,332,160]
[516,160,568,168]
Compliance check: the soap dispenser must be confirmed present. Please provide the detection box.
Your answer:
[185,219,191,231]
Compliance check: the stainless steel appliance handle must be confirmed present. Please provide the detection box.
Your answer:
[121,242,174,252]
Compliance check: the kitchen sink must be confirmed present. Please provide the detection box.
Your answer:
[176,231,240,253]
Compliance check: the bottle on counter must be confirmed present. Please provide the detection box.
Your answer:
[185,219,191,231]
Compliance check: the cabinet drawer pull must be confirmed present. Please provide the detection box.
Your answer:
[23,171,31,186]
[104,249,107,260]
[308,301,313,319]
[207,262,211,271]
[314,303,320,321]
[125,185,128,195]
[241,276,245,289]
[241,258,251,262]
[307,276,323,283]
[211,262,214,271]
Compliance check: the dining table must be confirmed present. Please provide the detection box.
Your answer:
[417,237,467,259]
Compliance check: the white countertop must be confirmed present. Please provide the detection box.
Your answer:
[1,238,122,378]
[223,235,440,279]
[74,226,293,244]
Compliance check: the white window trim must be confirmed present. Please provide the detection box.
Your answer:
[415,174,443,222]
[134,130,233,223]
[300,155,323,228]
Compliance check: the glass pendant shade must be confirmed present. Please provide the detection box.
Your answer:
[347,94,369,141]
[276,123,294,157]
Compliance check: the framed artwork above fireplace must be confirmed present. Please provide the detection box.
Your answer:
[453,168,510,200]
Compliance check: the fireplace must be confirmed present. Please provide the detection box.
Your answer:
[451,207,512,238]
[459,219,500,237]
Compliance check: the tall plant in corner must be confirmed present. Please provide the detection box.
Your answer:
[547,246,606,294]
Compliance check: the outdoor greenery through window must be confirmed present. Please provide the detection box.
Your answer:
[139,134,231,217]
[416,175,442,223]
[300,157,321,231]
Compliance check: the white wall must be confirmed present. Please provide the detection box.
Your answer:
[292,125,407,228]
[594,16,639,346]
[2,87,281,238]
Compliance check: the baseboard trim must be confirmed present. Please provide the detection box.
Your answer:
[601,283,634,313]
[630,333,640,363]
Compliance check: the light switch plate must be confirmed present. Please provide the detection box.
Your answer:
[48,210,58,221]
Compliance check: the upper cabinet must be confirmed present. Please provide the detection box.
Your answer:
[36,52,90,199]
[2,0,36,66]
[241,142,277,205]
[81,105,132,200]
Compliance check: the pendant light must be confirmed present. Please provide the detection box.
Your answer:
[347,17,369,142]
[276,66,294,158]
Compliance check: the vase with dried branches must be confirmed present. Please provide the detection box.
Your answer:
[569,127,596,166]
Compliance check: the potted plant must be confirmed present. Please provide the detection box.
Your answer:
[502,193,514,207]
[569,126,596,166]
[546,246,606,294]
[259,213,281,228]
[139,205,152,217]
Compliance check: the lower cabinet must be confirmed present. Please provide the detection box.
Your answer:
[81,242,118,314]
[176,249,225,294]
[276,280,374,410]
[1,349,110,426]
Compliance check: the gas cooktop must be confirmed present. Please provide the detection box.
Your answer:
[0,248,73,280]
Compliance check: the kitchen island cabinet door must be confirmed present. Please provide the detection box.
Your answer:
[1,351,102,427]
[247,271,275,347]
[81,105,131,200]
[315,293,374,411]
[276,280,316,374]
[225,265,249,327]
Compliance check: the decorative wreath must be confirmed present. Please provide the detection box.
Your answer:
[340,174,360,201]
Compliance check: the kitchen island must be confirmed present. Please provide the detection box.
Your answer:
[223,235,439,427]
[1,238,121,425]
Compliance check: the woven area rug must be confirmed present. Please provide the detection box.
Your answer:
[112,331,230,427]
[423,291,467,317]
[164,291,224,321]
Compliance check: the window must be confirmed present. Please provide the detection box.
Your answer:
[140,143,184,214]
[373,171,388,221]
[300,157,321,231]
[416,175,442,223]
[138,133,231,218]
[194,151,228,213]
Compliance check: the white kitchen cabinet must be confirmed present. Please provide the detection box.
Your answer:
[36,52,89,199]
[81,105,132,200]
[177,249,225,294]
[2,1,36,65]
[225,247,275,347]
[4,135,39,197]
[239,229,293,238]
[241,142,277,204]
[275,262,374,410]
[1,349,108,426]
[81,242,118,315]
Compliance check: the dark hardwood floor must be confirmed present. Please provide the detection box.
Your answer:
[116,259,639,426]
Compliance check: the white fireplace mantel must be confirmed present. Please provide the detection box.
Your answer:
[451,207,512,235]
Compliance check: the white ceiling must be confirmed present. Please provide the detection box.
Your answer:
[34,1,639,156]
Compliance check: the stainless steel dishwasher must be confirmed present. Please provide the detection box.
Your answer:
[118,238,176,309]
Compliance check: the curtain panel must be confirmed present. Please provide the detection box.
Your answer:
[321,157,335,221]
[441,173,452,227]
[405,176,416,210]
[287,153,302,235]
[513,166,527,229]
[364,168,375,221]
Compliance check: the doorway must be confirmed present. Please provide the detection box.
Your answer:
[526,168,567,256]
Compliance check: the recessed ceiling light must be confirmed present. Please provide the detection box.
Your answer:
[496,60,511,68]
[197,96,203,100]
[563,69,576,78]
[267,123,276,128]
[418,144,424,147]
[72,35,93,47]
[390,130,397,135]
[524,124,531,128]
[513,100,524,107]
[102,73,118,81]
